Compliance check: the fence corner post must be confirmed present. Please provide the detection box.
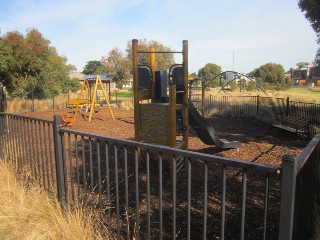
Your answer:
[53,114,67,211]
[278,154,297,240]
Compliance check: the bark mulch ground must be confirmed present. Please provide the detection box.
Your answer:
[22,106,309,167]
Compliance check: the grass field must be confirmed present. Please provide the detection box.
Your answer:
[284,87,320,103]
[205,87,320,104]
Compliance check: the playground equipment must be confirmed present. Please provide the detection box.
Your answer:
[132,39,241,153]
[132,39,189,150]
[69,75,115,123]
[218,71,266,94]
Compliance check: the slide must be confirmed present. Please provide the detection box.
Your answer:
[188,101,241,149]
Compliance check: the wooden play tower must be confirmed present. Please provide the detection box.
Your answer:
[132,39,189,150]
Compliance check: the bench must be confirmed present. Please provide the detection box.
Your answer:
[270,116,310,138]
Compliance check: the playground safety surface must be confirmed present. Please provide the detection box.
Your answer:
[22,106,309,167]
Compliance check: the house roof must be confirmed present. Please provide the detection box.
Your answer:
[79,74,113,82]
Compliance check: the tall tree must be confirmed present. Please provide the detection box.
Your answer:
[296,61,311,69]
[298,0,320,74]
[103,48,131,89]
[102,39,176,89]
[82,60,109,75]
[0,28,76,97]
[198,63,222,87]
[125,39,175,71]
[250,63,286,89]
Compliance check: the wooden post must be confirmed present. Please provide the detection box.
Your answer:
[98,76,115,120]
[182,40,189,149]
[88,76,99,122]
[169,81,176,179]
[150,47,156,103]
[168,82,176,148]
[132,39,140,142]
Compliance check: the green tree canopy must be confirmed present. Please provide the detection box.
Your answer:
[296,61,311,69]
[82,60,109,75]
[250,63,286,90]
[298,0,320,72]
[198,63,222,87]
[0,28,77,97]
[103,48,131,89]
[102,39,176,89]
[126,39,175,71]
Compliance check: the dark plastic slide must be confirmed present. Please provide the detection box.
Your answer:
[188,101,241,149]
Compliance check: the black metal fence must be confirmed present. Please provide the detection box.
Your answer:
[0,113,56,193]
[278,133,320,239]
[1,112,320,239]
[204,95,320,137]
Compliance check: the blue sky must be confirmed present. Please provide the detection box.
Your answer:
[0,0,318,74]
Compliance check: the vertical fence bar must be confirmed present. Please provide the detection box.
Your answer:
[31,91,34,112]
[81,136,87,203]
[159,154,163,239]
[43,122,50,191]
[39,121,46,188]
[256,95,260,116]
[203,162,208,239]
[48,123,55,188]
[75,135,80,200]
[172,156,177,239]
[53,115,67,211]
[240,170,247,240]
[89,138,94,193]
[134,147,140,239]
[96,140,103,223]
[221,165,226,240]
[68,133,75,201]
[124,145,130,240]
[278,154,297,240]
[263,174,269,240]
[35,120,41,185]
[146,151,151,239]
[187,157,191,240]
[286,97,289,116]
[114,144,120,239]
[105,142,112,236]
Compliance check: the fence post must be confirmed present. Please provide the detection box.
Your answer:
[53,115,67,211]
[52,95,55,109]
[116,92,118,104]
[286,97,289,116]
[31,91,35,112]
[256,95,260,116]
[278,154,297,240]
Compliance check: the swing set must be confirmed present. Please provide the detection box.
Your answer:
[64,75,114,126]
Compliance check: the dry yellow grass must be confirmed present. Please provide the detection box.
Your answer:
[0,161,105,240]
[6,93,78,113]
[205,87,320,103]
